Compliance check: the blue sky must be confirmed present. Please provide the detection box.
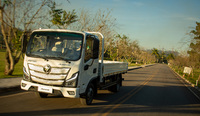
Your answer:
[61,0,200,51]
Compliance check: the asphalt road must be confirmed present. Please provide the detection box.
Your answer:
[0,64,200,116]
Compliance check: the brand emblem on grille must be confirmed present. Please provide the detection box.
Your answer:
[43,64,51,74]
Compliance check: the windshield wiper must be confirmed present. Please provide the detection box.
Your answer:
[45,56,70,63]
[29,54,70,63]
[42,57,49,61]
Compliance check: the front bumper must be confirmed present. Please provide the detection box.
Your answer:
[21,80,80,98]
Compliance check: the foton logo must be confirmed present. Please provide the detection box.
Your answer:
[43,64,51,74]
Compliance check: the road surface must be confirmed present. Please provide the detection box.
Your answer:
[0,64,200,116]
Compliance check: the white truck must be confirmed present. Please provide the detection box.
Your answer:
[21,29,128,105]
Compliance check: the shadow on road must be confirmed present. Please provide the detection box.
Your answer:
[1,85,200,116]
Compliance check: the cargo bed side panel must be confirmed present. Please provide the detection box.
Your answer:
[99,60,128,77]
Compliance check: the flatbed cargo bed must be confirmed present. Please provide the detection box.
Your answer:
[99,60,128,77]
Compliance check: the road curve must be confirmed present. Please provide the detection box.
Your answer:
[0,64,200,116]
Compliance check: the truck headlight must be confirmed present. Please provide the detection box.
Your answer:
[65,72,79,87]
[23,67,31,81]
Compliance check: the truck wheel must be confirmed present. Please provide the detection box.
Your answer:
[35,92,48,98]
[80,84,94,105]
[108,82,120,92]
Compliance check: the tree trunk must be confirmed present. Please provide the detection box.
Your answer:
[4,50,15,75]
[4,50,21,75]
[0,3,15,75]
[0,0,51,75]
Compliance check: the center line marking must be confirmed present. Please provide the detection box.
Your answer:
[93,71,157,116]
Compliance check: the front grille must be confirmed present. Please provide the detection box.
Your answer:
[28,64,70,86]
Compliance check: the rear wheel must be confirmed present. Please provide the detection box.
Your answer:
[108,74,121,92]
[80,84,94,105]
[35,92,48,98]
[108,82,120,92]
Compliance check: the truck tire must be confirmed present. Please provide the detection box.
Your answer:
[108,82,120,92]
[80,84,94,105]
[35,92,48,98]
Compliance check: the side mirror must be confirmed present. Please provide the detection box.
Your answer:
[21,34,27,53]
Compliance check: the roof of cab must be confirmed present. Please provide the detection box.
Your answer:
[32,29,89,35]
[32,29,100,39]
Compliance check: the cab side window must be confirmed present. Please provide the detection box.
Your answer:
[84,36,93,62]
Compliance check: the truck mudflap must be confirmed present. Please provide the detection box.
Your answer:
[21,80,80,98]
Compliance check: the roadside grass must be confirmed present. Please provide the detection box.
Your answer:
[0,51,23,78]
[170,65,200,88]
[128,63,143,67]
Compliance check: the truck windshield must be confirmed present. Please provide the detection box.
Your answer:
[26,32,83,61]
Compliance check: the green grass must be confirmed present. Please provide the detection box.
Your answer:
[170,65,200,87]
[128,63,142,67]
[0,51,23,78]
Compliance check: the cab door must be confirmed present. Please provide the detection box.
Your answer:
[79,35,99,94]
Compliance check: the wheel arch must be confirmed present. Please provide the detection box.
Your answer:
[80,76,98,97]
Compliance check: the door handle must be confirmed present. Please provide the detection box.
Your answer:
[93,68,97,73]
[84,65,89,70]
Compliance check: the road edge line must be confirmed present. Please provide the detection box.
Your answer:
[168,66,200,101]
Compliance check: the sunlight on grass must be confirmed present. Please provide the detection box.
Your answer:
[0,51,23,78]
[170,65,200,88]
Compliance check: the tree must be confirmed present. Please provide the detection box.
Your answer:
[49,2,78,29]
[187,22,200,68]
[152,48,160,63]
[128,40,141,63]
[167,53,175,60]
[114,34,130,61]
[107,33,155,65]
[70,9,116,59]
[160,51,167,63]
[0,0,57,75]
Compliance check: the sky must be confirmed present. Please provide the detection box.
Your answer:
[61,0,200,51]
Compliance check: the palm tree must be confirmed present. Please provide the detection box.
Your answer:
[152,48,160,63]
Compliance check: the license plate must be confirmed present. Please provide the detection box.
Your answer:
[38,86,53,94]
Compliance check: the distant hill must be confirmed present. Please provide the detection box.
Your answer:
[145,49,179,57]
